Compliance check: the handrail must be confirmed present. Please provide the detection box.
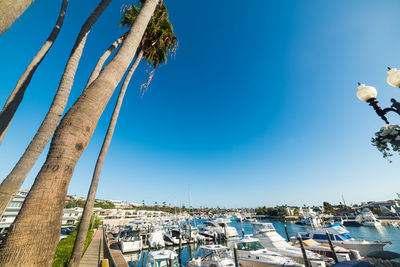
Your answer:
[103,225,118,267]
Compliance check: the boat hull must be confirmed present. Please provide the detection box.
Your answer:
[120,240,142,253]
[325,241,386,257]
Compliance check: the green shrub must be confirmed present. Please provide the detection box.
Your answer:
[53,230,94,267]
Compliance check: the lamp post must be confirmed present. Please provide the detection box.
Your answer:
[357,67,400,124]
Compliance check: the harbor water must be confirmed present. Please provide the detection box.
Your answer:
[123,219,400,266]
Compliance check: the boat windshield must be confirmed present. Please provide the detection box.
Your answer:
[237,241,264,251]
[339,233,351,240]
[202,249,230,259]
[121,231,140,241]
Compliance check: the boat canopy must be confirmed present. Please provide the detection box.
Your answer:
[149,250,177,260]
[252,222,276,233]
[120,230,141,240]
[200,245,230,258]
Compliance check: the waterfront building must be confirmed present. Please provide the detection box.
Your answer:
[0,190,28,233]
[62,207,83,225]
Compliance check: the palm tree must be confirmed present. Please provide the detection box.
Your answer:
[68,49,144,267]
[0,0,159,265]
[84,31,128,89]
[0,0,69,145]
[120,0,178,96]
[0,0,35,35]
[68,3,176,265]
[0,0,112,217]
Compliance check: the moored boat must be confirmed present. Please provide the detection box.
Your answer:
[186,245,235,267]
[293,224,390,256]
[146,250,179,267]
[228,235,305,267]
[119,230,143,253]
[252,222,328,264]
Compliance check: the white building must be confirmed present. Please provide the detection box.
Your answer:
[62,207,83,225]
[109,200,131,208]
[0,190,28,233]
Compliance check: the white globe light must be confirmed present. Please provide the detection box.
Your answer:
[357,83,377,102]
[386,67,400,88]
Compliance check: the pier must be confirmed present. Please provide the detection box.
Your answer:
[79,229,103,267]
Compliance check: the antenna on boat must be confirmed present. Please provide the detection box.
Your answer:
[188,184,192,210]
[341,195,347,206]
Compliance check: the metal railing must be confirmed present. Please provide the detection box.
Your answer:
[102,226,117,267]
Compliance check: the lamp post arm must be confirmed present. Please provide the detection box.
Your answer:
[390,98,400,115]
[367,98,390,124]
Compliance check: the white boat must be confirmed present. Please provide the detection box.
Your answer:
[146,250,179,267]
[197,221,225,238]
[235,214,244,223]
[228,235,304,267]
[295,209,321,227]
[292,238,352,261]
[355,209,382,227]
[164,229,187,245]
[252,222,327,264]
[148,229,165,249]
[388,221,399,227]
[186,245,235,267]
[182,225,206,243]
[211,218,239,238]
[119,230,143,253]
[295,224,390,256]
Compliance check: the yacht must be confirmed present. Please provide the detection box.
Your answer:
[294,224,390,256]
[234,214,244,223]
[252,222,327,264]
[146,250,179,267]
[335,217,362,227]
[293,238,352,260]
[186,245,235,267]
[197,221,225,238]
[182,224,206,243]
[355,209,382,227]
[119,230,143,253]
[148,228,165,249]
[164,229,187,245]
[228,236,304,267]
[211,218,239,238]
[295,209,321,228]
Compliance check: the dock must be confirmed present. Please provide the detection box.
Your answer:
[107,233,129,267]
[79,229,103,267]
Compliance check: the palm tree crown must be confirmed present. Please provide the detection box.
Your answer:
[121,0,177,94]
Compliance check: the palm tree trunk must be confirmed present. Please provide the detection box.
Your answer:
[0,0,158,265]
[84,32,127,89]
[0,0,34,36]
[68,49,143,267]
[0,0,111,218]
[0,0,69,145]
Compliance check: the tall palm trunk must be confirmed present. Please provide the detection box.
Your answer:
[0,0,34,36]
[68,49,143,267]
[0,0,69,145]
[85,32,127,89]
[0,0,111,217]
[0,1,158,265]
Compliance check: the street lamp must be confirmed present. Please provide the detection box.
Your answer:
[357,67,400,124]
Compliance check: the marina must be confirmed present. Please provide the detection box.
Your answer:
[101,218,400,266]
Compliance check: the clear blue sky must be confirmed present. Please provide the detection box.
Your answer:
[1,0,400,208]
